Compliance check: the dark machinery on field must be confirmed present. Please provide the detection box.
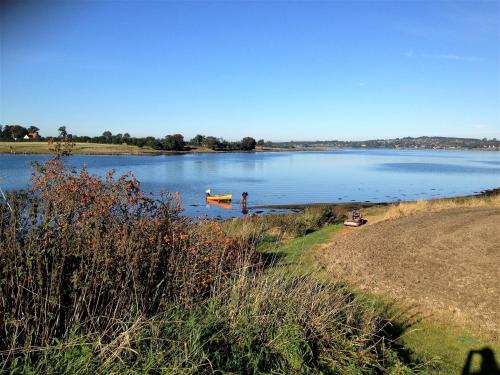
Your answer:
[344,208,366,227]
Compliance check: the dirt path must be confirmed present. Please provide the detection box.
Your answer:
[319,207,500,340]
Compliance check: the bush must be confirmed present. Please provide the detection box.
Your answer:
[0,158,257,353]
[222,205,340,246]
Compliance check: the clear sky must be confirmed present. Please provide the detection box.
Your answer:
[1,0,498,141]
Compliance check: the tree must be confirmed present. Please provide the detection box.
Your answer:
[144,137,160,149]
[102,131,112,143]
[218,139,231,150]
[241,137,257,151]
[112,133,123,144]
[27,126,40,133]
[10,125,28,139]
[1,125,11,139]
[203,136,220,150]
[190,134,205,146]
[58,126,67,138]
[163,134,185,151]
[257,139,265,146]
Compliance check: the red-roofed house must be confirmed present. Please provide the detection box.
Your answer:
[23,131,40,139]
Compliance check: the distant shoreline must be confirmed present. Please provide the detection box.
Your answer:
[0,141,498,156]
[0,142,329,156]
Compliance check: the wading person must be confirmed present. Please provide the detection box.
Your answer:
[240,191,248,204]
[240,191,249,214]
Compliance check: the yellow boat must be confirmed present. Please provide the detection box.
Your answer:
[206,194,232,202]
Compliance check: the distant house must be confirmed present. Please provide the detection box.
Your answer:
[23,131,40,140]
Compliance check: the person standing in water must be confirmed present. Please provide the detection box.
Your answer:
[240,192,248,204]
[240,192,249,214]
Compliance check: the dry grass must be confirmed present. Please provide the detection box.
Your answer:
[0,142,161,155]
[382,194,500,221]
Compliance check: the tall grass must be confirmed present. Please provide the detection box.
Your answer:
[2,273,414,374]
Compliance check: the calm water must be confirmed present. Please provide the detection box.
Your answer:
[0,149,499,218]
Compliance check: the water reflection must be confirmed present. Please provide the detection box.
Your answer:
[206,200,232,210]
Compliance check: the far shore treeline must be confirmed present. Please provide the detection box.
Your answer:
[0,125,266,151]
[1,124,499,151]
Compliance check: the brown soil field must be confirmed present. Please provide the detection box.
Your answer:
[319,206,500,340]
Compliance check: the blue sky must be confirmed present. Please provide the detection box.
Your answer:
[1,1,498,141]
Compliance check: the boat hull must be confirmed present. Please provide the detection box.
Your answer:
[206,194,232,202]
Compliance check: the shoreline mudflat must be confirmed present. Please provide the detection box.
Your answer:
[251,187,500,211]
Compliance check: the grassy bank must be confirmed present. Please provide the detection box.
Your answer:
[0,142,162,155]
[0,141,327,155]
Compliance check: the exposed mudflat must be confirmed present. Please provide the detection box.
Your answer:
[320,207,500,340]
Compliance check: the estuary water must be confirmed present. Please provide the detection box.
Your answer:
[0,149,499,218]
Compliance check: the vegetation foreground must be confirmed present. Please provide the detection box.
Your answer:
[0,151,498,373]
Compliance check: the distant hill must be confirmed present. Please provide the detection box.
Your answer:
[274,136,499,150]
